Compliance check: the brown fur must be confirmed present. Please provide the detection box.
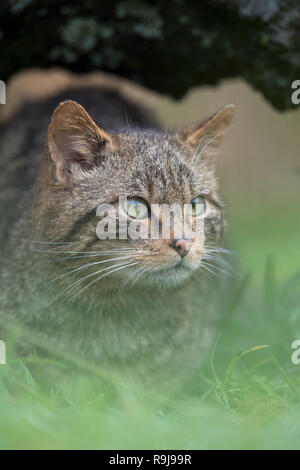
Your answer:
[0,85,234,385]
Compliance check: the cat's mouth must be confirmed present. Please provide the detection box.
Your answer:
[146,258,198,286]
[151,258,186,273]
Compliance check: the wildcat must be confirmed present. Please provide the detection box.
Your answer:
[0,85,234,382]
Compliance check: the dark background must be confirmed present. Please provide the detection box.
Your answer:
[1,0,300,110]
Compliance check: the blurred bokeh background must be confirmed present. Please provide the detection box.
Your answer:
[1,0,300,450]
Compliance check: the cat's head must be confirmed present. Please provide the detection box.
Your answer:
[34,100,234,291]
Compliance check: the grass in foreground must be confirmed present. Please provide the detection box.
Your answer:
[0,199,299,450]
[0,256,300,450]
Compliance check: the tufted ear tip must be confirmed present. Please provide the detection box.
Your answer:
[219,103,235,126]
[220,103,235,119]
[179,104,235,156]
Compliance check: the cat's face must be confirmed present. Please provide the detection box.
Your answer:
[34,101,234,291]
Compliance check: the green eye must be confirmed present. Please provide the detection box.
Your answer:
[124,198,149,219]
[187,196,206,217]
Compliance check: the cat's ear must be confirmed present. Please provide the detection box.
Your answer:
[178,104,234,158]
[48,100,112,184]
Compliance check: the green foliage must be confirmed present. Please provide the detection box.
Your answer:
[1,0,300,110]
[0,202,300,449]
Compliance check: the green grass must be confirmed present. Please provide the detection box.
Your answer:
[0,204,300,450]
[229,206,300,283]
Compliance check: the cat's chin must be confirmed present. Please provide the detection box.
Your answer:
[145,262,197,288]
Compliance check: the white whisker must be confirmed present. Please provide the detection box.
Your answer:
[48,256,133,284]
[200,263,221,278]
[119,263,145,290]
[71,261,140,300]
[31,241,77,245]
[47,260,136,305]
[201,260,235,278]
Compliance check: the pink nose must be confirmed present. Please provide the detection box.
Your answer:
[169,239,193,257]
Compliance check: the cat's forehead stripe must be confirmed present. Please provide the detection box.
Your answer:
[124,135,194,202]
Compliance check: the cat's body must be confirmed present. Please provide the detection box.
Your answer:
[0,84,233,382]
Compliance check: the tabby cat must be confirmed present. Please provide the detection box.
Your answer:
[0,85,234,382]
